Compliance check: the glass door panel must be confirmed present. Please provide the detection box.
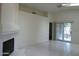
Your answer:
[64,23,71,41]
[56,23,64,40]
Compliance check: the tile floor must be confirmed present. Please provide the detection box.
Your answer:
[11,41,79,56]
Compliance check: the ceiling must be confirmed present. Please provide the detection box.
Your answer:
[21,3,79,13]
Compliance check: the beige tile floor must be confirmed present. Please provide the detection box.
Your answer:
[11,40,79,56]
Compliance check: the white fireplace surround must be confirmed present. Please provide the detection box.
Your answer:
[0,30,19,56]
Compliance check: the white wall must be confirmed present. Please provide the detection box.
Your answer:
[15,11,49,49]
[0,3,49,51]
[1,3,19,33]
[53,10,79,44]
[48,12,55,22]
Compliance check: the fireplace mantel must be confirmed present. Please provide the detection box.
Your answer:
[0,31,18,42]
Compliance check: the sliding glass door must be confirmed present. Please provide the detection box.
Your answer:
[55,22,72,42]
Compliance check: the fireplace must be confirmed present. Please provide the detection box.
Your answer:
[3,38,14,56]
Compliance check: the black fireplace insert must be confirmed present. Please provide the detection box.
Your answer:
[3,38,14,56]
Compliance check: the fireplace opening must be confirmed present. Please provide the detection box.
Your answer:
[3,38,14,56]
